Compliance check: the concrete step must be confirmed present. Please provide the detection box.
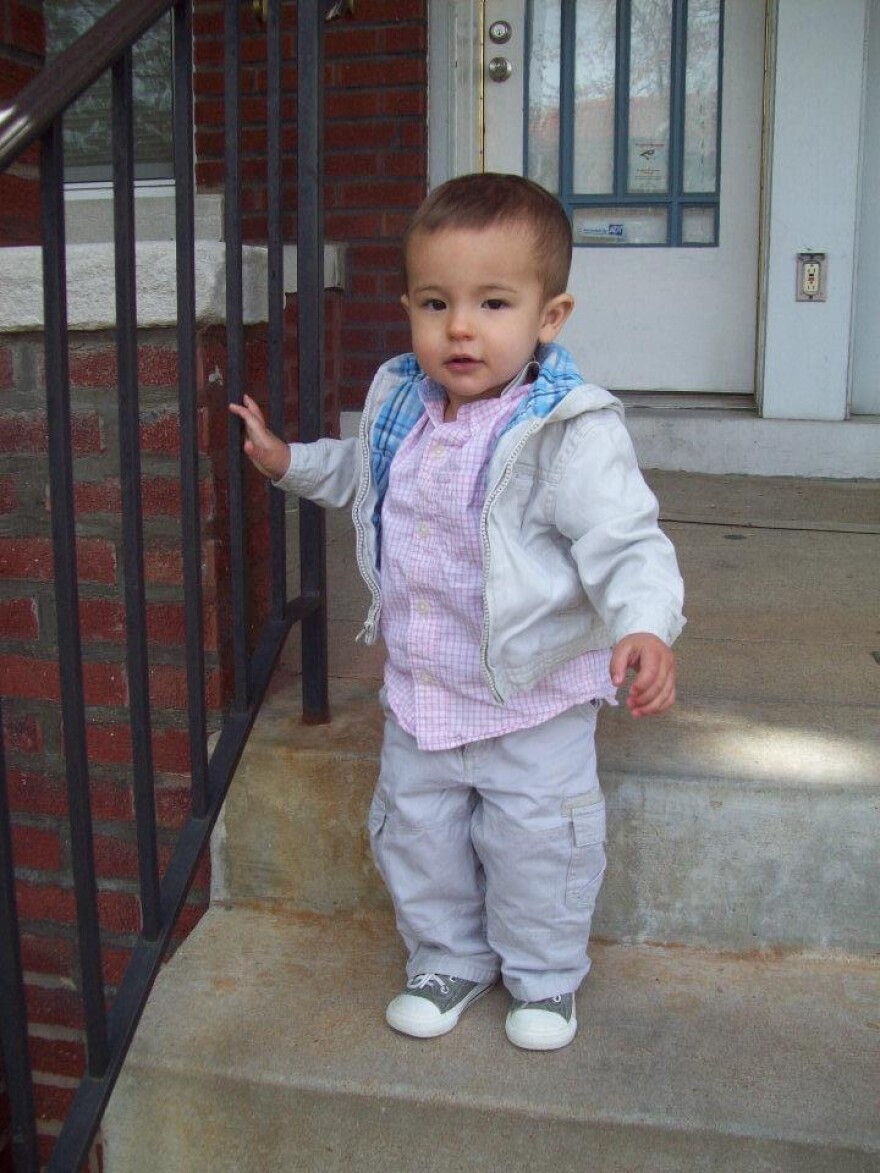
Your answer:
[259,474,880,953]
[103,905,880,1173]
[213,669,879,955]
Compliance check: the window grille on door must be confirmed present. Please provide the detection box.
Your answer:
[526,0,723,246]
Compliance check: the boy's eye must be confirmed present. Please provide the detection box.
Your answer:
[484,298,508,310]
[422,298,446,311]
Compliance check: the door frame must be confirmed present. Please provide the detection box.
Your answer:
[427,0,778,410]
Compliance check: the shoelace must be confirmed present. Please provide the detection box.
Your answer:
[514,994,566,1010]
[406,973,451,995]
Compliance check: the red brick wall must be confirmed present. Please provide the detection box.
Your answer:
[0,0,45,245]
[193,0,428,411]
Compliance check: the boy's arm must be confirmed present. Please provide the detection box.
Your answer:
[553,412,684,715]
[229,394,360,509]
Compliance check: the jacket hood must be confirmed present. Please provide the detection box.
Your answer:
[511,342,624,429]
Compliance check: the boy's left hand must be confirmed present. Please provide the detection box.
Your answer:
[610,633,676,717]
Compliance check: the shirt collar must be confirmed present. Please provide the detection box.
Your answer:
[419,356,540,425]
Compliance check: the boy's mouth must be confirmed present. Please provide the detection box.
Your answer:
[445,355,480,371]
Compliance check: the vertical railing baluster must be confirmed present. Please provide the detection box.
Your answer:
[267,0,287,623]
[224,0,250,712]
[112,50,162,939]
[297,0,330,724]
[41,119,109,1075]
[0,703,40,1173]
[173,0,209,815]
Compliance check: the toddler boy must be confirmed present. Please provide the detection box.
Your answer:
[230,173,684,1051]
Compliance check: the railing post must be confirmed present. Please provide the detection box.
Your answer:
[41,117,110,1079]
[0,703,40,1172]
[225,0,251,713]
[112,49,162,940]
[297,0,330,724]
[173,0,210,815]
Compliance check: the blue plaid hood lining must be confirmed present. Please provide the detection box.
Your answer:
[369,342,585,509]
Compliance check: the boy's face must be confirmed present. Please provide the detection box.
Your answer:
[402,223,574,420]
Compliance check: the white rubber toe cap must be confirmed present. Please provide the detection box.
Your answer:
[505,1005,577,1051]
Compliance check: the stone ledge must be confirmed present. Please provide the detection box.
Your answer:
[0,240,347,332]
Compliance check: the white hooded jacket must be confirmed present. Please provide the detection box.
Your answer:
[275,345,685,703]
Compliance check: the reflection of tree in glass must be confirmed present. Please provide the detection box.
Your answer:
[683,0,720,192]
[573,0,616,194]
[527,0,721,200]
[527,0,562,192]
[45,0,172,180]
[629,0,672,98]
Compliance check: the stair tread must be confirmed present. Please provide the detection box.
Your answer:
[118,905,879,1156]
[259,672,880,794]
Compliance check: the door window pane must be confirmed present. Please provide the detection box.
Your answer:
[45,0,173,182]
[527,1,562,193]
[681,204,716,244]
[683,0,721,192]
[573,205,668,244]
[628,0,673,193]
[573,0,617,194]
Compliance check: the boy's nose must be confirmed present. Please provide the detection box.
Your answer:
[447,309,474,339]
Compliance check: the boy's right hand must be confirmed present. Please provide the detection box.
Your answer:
[228,394,291,481]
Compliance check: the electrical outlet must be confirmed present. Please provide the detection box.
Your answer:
[802,262,821,296]
[796,252,827,302]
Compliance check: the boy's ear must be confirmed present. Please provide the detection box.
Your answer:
[537,293,575,343]
[400,293,411,316]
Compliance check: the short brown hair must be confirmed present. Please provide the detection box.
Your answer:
[403,173,573,298]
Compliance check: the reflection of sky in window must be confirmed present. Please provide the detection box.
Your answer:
[527,0,561,192]
[684,0,720,192]
[629,0,672,97]
[574,0,616,193]
[528,0,722,231]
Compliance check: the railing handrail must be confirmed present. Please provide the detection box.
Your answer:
[0,0,174,172]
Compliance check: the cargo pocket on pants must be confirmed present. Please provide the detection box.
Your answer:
[565,793,606,909]
[367,790,389,874]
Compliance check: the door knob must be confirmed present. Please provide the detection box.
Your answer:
[489,20,513,44]
[488,57,513,83]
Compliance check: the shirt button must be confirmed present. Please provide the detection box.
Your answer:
[417,671,432,686]
[415,600,430,615]
[416,522,430,539]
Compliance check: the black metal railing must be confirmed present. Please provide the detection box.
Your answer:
[0,2,330,1168]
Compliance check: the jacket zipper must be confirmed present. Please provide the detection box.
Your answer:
[353,395,382,643]
[478,416,547,703]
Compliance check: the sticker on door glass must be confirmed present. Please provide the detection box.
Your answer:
[579,221,626,240]
[629,140,668,193]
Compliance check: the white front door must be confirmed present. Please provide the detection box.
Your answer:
[482,0,766,393]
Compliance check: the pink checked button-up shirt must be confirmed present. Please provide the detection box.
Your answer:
[380,380,615,751]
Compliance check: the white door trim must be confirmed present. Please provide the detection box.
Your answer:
[428,0,483,185]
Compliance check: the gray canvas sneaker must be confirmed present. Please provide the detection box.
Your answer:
[505,993,577,1051]
[386,973,494,1038]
